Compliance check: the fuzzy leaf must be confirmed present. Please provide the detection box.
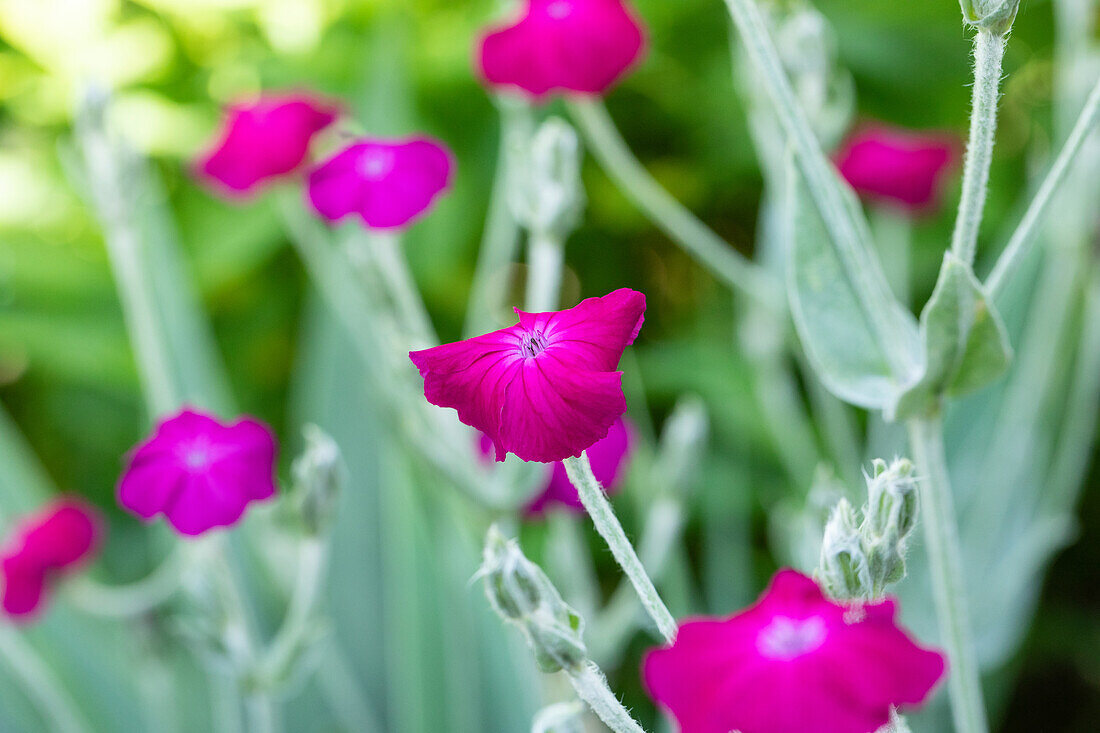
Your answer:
[785,163,918,409]
[890,253,1012,419]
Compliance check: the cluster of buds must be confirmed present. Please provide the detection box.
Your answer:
[480,526,588,674]
[959,0,1020,34]
[508,117,586,241]
[818,458,919,600]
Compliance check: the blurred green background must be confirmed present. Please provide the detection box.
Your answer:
[0,0,1097,730]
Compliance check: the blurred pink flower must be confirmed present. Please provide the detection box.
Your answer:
[1,498,101,620]
[835,125,959,213]
[643,570,945,733]
[196,94,338,196]
[411,288,645,463]
[117,408,278,537]
[478,0,647,99]
[477,416,634,514]
[307,137,454,230]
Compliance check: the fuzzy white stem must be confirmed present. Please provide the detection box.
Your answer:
[565,662,646,733]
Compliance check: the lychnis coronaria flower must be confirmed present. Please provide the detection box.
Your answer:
[1,499,101,620]
[197,94,338,196]
[835,125,959,213]
[411,288,645,463]
[478,0,647,99]
[117,408,278,536]
[643,570,945,733]
[307,137,454,230]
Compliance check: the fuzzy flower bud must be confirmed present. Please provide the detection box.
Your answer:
[509,117,585,239]
[480,526,587,673]
[864,458,918,543]
[959,0,1019,34]
[817,499,869,600]
[288,425,344,536]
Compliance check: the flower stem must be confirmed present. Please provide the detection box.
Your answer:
[566,99,783,312]
[722,0,910,376]
[257,537,329,683]
[64,548,183,617]
[562,453,677,643]
[0,627,91,733]
[524,231,565,313]
[465,99,533,336]
[369,232,438,348]
[564,661,646,733]
[951,30,1007,267]
[906,416,989,733]
[985,75,1100,298]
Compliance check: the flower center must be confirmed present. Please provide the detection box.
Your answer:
[545,0,573,20]
[357,148,396,180]
[179,438,214,472]
[520,330,548,358]
[756,615,827,660]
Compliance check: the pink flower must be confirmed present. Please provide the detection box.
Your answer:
[411,288,645,463]
[117,408,278,537]
[478,0,647,99]
[197,94,338,196]
[307,137,455,230]
[1,498,101,620]
[835,125,959,213]
[643,570,945,733]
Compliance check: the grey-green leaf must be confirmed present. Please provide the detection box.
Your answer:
[889,253,1012,419]
[785,163,919,409]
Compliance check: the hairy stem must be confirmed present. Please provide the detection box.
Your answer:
[564,662,646,733]
[257,538,329,683]
[952,30,1007,266]
[986,75,1100,297]
[906,417,989,733]
[567,99,783,312]
[525,231,565,313]
[562,453,677,642]
[65,548,183,617]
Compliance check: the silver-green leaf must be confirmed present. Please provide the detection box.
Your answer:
[889,253,1012,420]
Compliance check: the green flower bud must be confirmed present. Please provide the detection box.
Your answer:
[959,0,1019,34]
[864,458,918,544]
[480,526,588,673]
[817,499,869,600]
[509,117,585,239]
[288,426,344,536]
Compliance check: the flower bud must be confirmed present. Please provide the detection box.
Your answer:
[288,426,344,536]
[959,0,1019,34]
[480,526,587,673]
[864,458,918,544]
[509,117,585,239]
[817,499,869,600]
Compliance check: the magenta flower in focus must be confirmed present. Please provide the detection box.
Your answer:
[197,94,338,196]
[478,0,647,99]
[307,138,454,230]
[411,288,645,463]
[835,125,959,213]
[643,570,945,733]
[1,498,101,620]
[117,408,278,537]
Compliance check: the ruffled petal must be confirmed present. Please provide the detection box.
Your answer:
[524,288,645,372]
[527,416,632,515]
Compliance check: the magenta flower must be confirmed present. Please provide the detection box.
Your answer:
[643,570,945,733]
[307,137,454,230]
[1,498,101,620]
[478,0,647,99]
[196,94,338,196]
[117,408,278,537]
[411,288,645,463]
[835,125,959,213]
